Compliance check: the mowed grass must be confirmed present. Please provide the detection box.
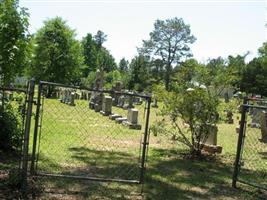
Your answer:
[28,98,267,199]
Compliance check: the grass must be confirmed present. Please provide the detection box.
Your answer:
[1,96,267,199]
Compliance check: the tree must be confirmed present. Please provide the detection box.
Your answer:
[239,43,267,96]
[127,55,150,91]
[94,30,107,49]
[30,17,83,85]
[119,58,129,72]
[81,33,98,77]
[0,0,30,85]
[227,54,247,89]
[98,47,117,73]
[241,58,267,96]
[139,17,196,90]
[147,58,165,85]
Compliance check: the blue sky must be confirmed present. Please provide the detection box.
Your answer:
[20,0,266,63]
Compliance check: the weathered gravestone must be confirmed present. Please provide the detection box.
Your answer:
[133,97,142,105]
[117,95,125,108]
[112,81,122,106]
[109,113,122,120]
[115,117,127,124]
[122,108,142,130]
[123,95,134,110]
[250,108,261,128]
[89,70,104,111]
[260,111,267,143]
[100,96,112,116]
[224,92,229,103]
[225,110,234,124]
[201,124,222,154]
[69,92,75,106]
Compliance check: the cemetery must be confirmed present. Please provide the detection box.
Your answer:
[0,1,267,199]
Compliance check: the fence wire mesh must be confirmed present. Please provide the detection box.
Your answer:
[0,86,28,196]
[33,82,150,183]
[237,99,267,190]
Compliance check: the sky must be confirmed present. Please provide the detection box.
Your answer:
[20,0,267,63]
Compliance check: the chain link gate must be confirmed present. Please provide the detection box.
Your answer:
[30,81,151,185]
[233,97,267,190]
[0,80,34,195]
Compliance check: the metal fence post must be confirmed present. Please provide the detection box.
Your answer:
[140,96,151,184]
[232,97,248,188]
[21,79,35,191]
[30,83,42,175]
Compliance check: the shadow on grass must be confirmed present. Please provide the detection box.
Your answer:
[32,147,267,200]
[144,148,267,200]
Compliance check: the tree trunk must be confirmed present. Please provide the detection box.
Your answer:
[165,63,172,91]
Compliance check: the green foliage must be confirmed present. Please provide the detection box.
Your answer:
[98,47,117,73]
[240,43,267,96]
[0,99,23,152]
[81,33,98,77]
[94,30,107,49]
[227,54,247,89]
[152,59,224,156]
[118,58,129,72]
[81,31,116,77]
[0,0,30,85]
[82,71,96,88]
[104,69,122,89]
[139,17,196,90]
[127,55,150,92]
[30,17,83,84]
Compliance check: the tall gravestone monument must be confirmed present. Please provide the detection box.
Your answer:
[89,70,104,112]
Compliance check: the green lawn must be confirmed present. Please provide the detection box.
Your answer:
[27,97,267,199]
[1,97,267,199]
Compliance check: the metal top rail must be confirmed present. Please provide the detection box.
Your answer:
[243,104,267,110]
[39,81,152,100]
[0,86,27,93]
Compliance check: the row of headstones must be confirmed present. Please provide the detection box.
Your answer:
[58,90,76,106]
[57,89,92,106]
[90,95,142,130]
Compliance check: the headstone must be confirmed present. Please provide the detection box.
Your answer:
[109,113,122,120]
[122,108,142,130]
[200,124,222,154]
[225,110,234,124]
[133,97,143,105]
[69,92,75,106]
[115,117,127,124]
[251,108,261,128]
[94,103,102,112]
[62,90,67,103]
[260,111,267,142]
[224,92,229,103]
[100,96,112,116]
[89,70,104,110]
[112,81,122,106]
[118,95,125,108]
[204,125,218,146]
[123,96,134,110]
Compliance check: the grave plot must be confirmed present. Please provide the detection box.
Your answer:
[31,81,151,184]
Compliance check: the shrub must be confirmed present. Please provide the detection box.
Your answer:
[0,99,23,152]
[152,84,219,156]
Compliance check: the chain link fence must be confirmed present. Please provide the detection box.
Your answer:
[233,98,267,190]
[31,81,151,185]
[0,86,28,198]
